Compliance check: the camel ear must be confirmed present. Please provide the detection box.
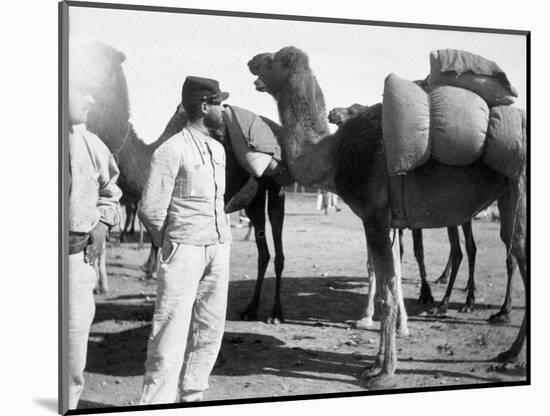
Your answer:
[280,48,298,68]
[117,51,126,64]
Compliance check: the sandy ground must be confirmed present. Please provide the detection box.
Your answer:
[78,192,527,410]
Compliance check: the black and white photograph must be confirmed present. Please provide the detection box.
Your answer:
[8,0,546,415]
[58,1,532,414]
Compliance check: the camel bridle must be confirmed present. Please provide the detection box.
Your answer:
[113,124,131,163]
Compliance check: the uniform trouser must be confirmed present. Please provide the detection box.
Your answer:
[140,241,230,405]
[68,251,97,409]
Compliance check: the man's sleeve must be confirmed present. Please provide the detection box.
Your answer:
[139,144,179,246]
[96,151,122,229]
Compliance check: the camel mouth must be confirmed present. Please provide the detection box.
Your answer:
[253,77,268,92]
[327,111,342,126]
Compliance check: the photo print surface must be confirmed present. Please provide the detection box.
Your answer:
[60,1,529,414]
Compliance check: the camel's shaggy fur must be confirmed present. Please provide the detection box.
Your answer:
[71,42,170,200]
[70,41,173,278]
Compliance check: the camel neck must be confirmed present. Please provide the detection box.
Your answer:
[276,77,336,189]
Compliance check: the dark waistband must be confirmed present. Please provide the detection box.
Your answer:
[69,232,90,255]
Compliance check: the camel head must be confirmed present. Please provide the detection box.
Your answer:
[248,46,310,96]
[69,41,131,150]
[328,103,368,126]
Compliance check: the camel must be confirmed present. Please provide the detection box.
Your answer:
[329,103,517,323]
[157,103,289,324]
[329,104,479,316]
[93,199,144,296]
[119,197,138,243]
[70,41,172,280]
[72,41,289,323]
[248,46,527,389]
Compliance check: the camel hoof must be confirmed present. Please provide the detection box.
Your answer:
[495,349,520,363]
[240,310,258,321]
[435,276,448,285]
[459,303,475,313]
[353,317,375,330]
[488,312,511,325]
[145,273,158,281]
[93,287,108,295]
[429,304,448,316]
[267,316,283,325]
[359,364,381,381]
[397,326,410,337]
[418,294,434,306]
[359,372,397,390]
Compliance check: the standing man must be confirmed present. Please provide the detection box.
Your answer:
[67,85,122,409]
[139,76,231,404]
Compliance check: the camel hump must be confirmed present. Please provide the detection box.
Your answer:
[426,49,517,106]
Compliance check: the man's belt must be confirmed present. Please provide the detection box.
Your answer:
[69,231,90,255]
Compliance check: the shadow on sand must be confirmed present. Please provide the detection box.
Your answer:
[84,275,509,385]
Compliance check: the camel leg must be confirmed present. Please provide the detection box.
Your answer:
[431,226,462,315]
[240,188,270,322]
[129,203,136,235]
[142,243,159,280]
[488,253,516,324]
[495,177,527,363]
[93,239,108,294]
[459,221,477,313]
[127,203,137,240]
[322,191,329,215]
[398,229,404,262]
[138,218,145,250]
[120,204,134,243]
[413,228,434,305]
[266,181,285,324]
[359,217,399,390]
[393,231,409,337]
[354,246,376,329]
[355,232,404,332]
[244,222,253,241]
[135,203,144,250]
[435,228,455,284]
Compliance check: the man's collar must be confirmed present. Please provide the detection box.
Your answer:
[187,122,210,136]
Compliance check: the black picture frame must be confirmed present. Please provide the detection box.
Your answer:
[59,1,530,415]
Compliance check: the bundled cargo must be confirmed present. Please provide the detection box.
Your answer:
[426,49,518,106]
[382,73,524,181]
[429,85,489,165]
[223,105,294,185]
[382,74,431,173]
[483,106,526,179]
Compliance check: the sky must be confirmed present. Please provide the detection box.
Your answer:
[69,5,527,143]
[6,1,547,416]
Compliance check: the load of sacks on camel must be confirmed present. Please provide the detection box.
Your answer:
[383,49,526,181]
[224,104,293,186]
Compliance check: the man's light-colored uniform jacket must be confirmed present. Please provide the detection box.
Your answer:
[139,125,230,247]
[69,125,122,233]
